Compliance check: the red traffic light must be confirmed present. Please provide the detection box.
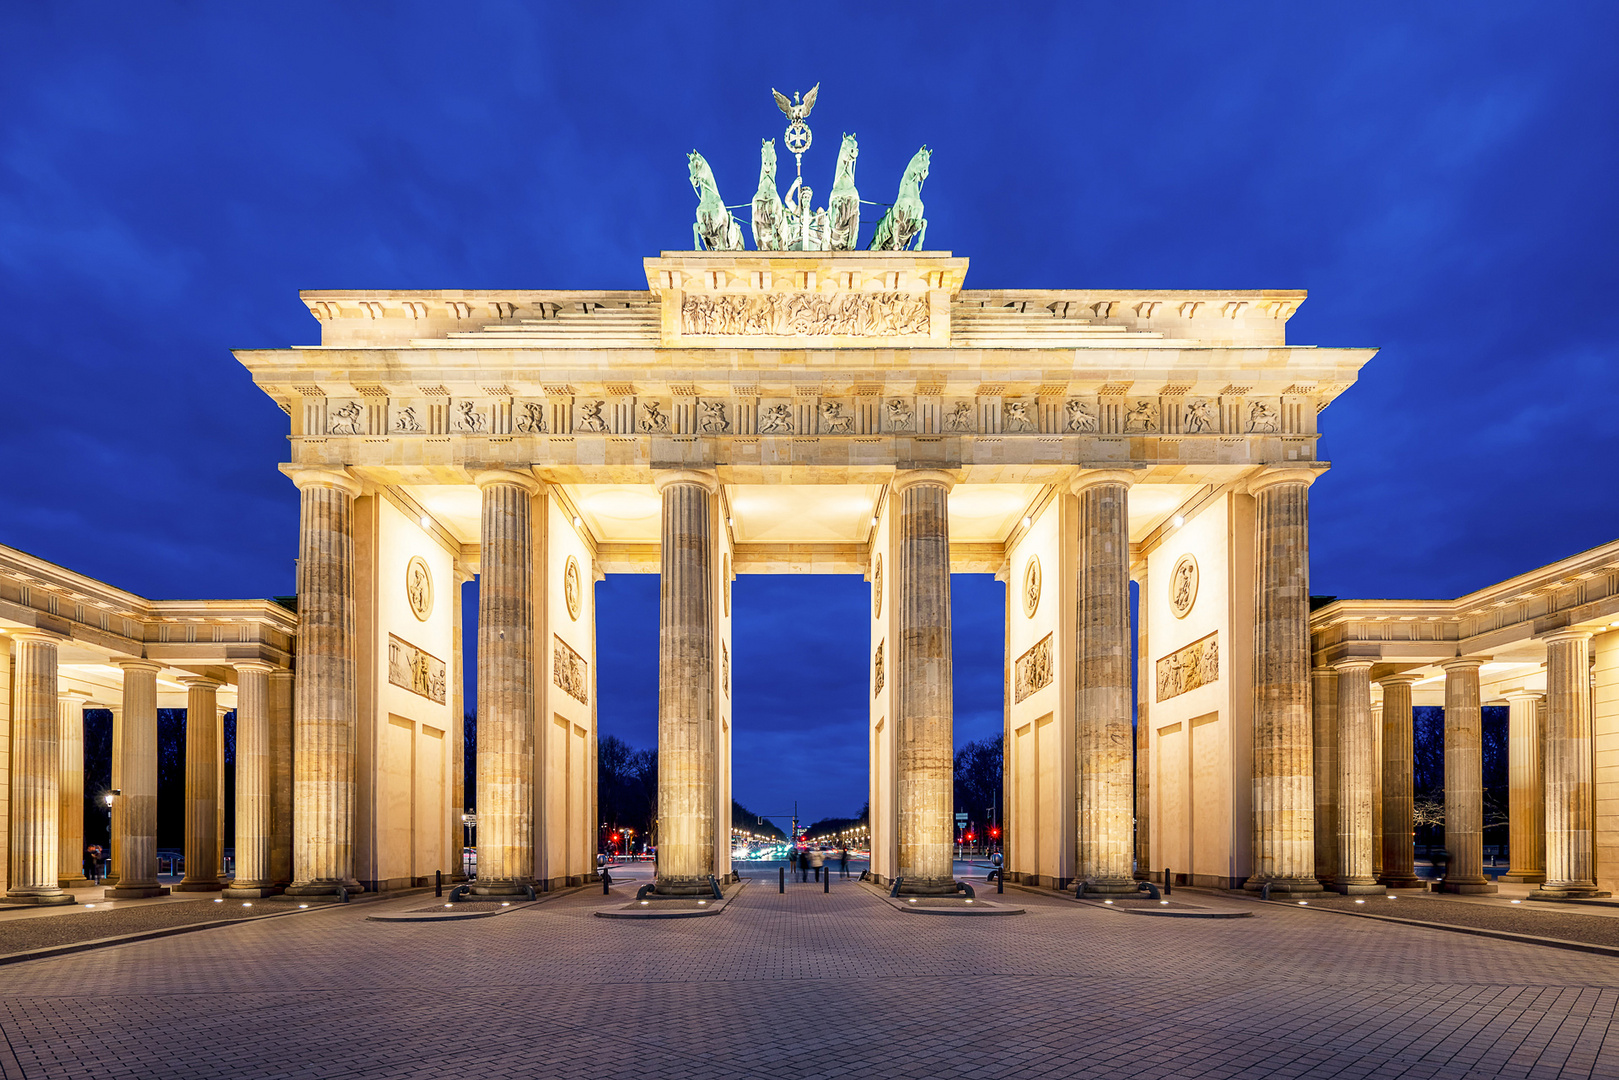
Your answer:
[610,832,621,843]
[965,832,975,842]
[989,826,1000,839]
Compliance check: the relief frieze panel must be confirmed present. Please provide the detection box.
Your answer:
[388,634,447,704]
[680,291,929,338]
[554,635,588,704]
[1156,631,1219,702]
[1014,633,1053,703]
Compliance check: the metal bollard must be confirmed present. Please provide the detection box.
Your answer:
[824,866,830,893]
[435,870,442,898]
[997,869,1004,894]
[602,867,612,895]
[1164,867,1172,896]
[779,865,785,893]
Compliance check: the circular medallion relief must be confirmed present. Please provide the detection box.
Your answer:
[564,556,582,621]
[873,553,883,618]
[1023,556,1042,618]
[1169,554,1199,619]
[405,556,433,622]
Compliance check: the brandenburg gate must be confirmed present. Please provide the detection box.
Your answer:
[234,248,1373,897]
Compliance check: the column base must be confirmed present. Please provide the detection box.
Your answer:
[174,879,224,892]
[285,881,364,898]
[1377,873,1424,889]
[468,881,536,898]
[1498,871,1546,884]
[104,885,170,899]
[1243,876,1324,895]
[1437,879,1498,894]
[222,885,282,899]
[5,890,75,906]
[1536,883,1610,899]
[58,875,89,889]
[896,878,960,897]
[1333,880,1384,895]
[1077,877,1142,896]
[649,877,717,898]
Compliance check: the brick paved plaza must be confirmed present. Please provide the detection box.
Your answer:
[2,875,1617,1080]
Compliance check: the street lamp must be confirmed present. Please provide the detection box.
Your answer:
[461,811,477,879]
[100,790,120,885]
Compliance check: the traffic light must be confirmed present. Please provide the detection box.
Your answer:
[989,826,1000,839]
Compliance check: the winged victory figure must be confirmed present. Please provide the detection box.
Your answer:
[772,83,819,120]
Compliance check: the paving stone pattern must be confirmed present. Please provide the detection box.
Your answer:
[0,881,1617,1078]
[1286,895,1619,948]
[0,899,295,956]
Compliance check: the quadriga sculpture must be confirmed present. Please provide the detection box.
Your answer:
[869,145,930,251]
[688,150,744,251]
[826,133,860,251]
[751,139,786,251]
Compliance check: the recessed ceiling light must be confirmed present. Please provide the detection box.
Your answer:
[1172,514,1185,527]
[1021,516,1032,528]
[572,515,582,528]
[419,515,431,529]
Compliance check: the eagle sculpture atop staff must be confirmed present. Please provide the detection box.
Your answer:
[772,83,819,120]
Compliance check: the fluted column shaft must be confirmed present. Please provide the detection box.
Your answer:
[57,694,87,886]
[1074,472,1135,892]
[1133,565,1151,878]
[1371,697,1384,878]
[7,634,69,903]
[1246,472,1320,892]
[1333,661,1379,892]
[1378,677,1421,886]
[269,670,294,886]
[289,469,362,896]
[1541,631,1599,897]
[894,470,955,894]
[227,663,276,895]
[1312,667,1339,884]
[108,662,165,896]
[1441,659,1495,892]
[105,705,122,884]
[178,678,222,890]
[655,470,717,894]
[474,471,540,894]
[1500,692,1547,883]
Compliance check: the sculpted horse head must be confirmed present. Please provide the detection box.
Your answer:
[759,138,777,182]
[834,132,858,186]
[903,145,931,190]
[688,150,718,201]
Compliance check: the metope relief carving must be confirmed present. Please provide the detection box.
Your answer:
[820,401,854,433]
[1247,401,1279,433]
[1066,399,1098,432]
[1184,399,1215,434]
[884,398,914,432]
[944,401,974,432]
[515,401,548,433]
[1156,632,1218,702]
[759,403,793,434]
[455,401,487,433]
[328,400,363,435]
[394,405,423,433]
[1123,399,1158,433]
[388,634,446,704]
[1003,401,1035,433]
[700,401,730,433]
[575,400,608,433]
[1014,634,1054,703]
[553,635,588,704]
[638,400,670,433]
[680,291,929,338]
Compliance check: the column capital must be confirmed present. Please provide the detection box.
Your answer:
[177,675,223,690]
[1377,673,1422,688]
[1541,627,1595,646]
[1501,689,1546,703]
[232,660,277,675]
[58,688,92,703]
[288,467,363,499]
[472,468,545,495]
[652,468,719,494]
[1331,658,1375,674]
[1069,468,1137,495]
[8,629,64,647]
[1439,656,1486,673]
[1245,466,1321,496]
[115,658,162,674]
[890,468,956,495]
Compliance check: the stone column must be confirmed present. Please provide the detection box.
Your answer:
[1378,675,1421,887]
[1500,691,1547,883]
[225,662,277,897]
[1245,470,1321,893]
[177,677,222,891]
[1440,658,1496,893]
[268,669,294,887]
[7,633,72,904]
[472,469,541,895]
[1332,661,1380,893]
[1541,631,1602,898]
[653,469,719,895]
[288,468,363,897]
[1074,470,1136,894]
[107,661,167,898]
[893,469,956,895]
[1311,667,1339,885]
[1132,564,1151,879]
[57,692,87,887]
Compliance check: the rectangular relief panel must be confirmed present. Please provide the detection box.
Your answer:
[1156,632,1218,703]
[553,635,589,704]
[388,635,447,704]
[1014,633,1054,703]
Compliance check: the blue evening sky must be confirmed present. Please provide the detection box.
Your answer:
[2,3,1614,825]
